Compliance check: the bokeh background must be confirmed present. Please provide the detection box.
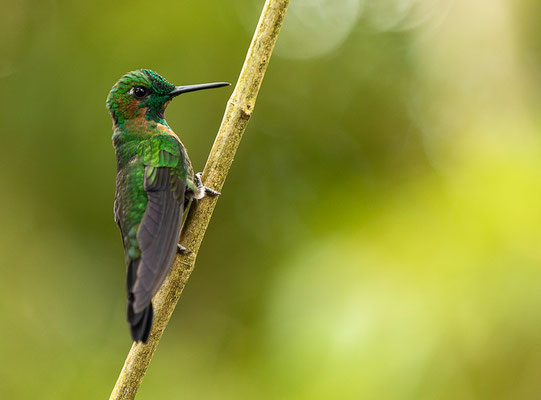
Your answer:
[1,0,541,398]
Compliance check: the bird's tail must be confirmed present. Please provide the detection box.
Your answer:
[126,260,153,343]
[127,297,153,343]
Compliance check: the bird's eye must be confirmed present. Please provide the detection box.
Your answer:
[132,86,149,99]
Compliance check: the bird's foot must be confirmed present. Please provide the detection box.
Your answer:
[177,243,192,254]
[194,172,221,197]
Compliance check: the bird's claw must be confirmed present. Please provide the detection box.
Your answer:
[177,243,192,254]
[204,187,221,196]
[194,172,221,197]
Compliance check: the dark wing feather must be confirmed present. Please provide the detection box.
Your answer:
[130,166,185,314]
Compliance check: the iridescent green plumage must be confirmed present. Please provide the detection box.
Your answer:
[107,69,228,342]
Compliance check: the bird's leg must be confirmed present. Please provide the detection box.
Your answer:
[193,172,221,198]
[177,243,192,254]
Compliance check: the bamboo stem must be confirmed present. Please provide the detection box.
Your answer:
[109,1,289,398]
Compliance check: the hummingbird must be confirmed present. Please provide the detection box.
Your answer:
[106,69,229,342]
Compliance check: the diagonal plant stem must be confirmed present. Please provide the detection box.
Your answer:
[109,1,290,398]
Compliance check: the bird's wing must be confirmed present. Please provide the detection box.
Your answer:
[130,134,188,314]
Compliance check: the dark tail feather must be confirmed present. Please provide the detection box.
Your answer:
[126,260,153,343]
[127,299,153,343]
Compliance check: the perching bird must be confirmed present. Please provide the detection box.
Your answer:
[106,69,229,342]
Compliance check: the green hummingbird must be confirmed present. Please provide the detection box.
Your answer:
[106,69,229,342]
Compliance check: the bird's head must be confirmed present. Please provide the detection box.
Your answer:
[106,69,229,126]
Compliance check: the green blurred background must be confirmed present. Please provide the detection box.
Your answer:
[2,0,541,398]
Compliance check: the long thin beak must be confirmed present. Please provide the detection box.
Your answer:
[169,82,230,97]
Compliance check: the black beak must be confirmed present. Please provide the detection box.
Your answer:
[169,82,230,97]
